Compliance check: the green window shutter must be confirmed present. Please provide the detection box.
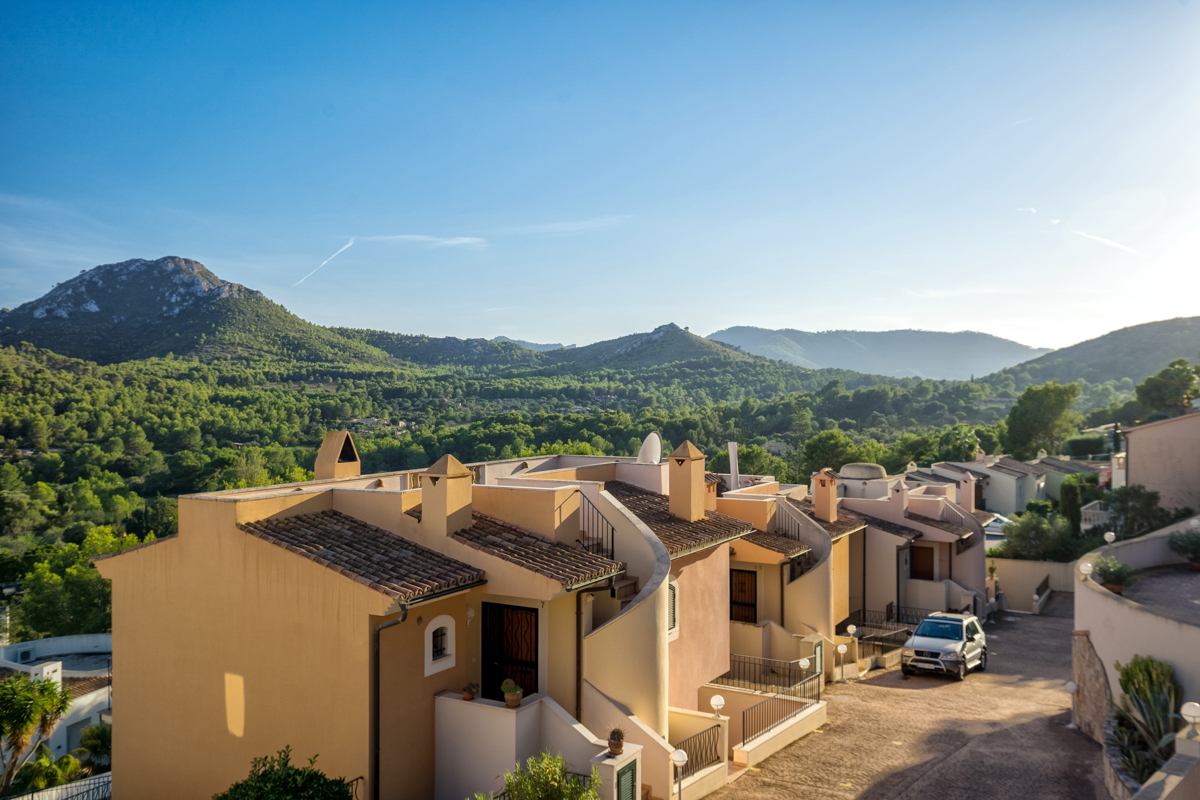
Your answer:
[617,761,637,800]
[668,584,677,630]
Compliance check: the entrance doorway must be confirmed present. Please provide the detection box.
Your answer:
[730,569,757,623]
[912,547,934,581]
[481,602,538,701]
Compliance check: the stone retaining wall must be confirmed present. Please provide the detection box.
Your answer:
[1071,630,1110,745]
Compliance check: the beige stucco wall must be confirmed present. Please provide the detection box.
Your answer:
[472,484,580,544]
[668,547,731,711]
[990,558,1076,612]
[1126,414,1200,512]
[831,537,849,625]
[864,527,905,613]
[715,496,775,532]
[1075,519,1200,704]
[584,681,672,800]
[97,494,399,800]
[847,531,864,615]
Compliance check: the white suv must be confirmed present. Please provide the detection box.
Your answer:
[900,612,987,680]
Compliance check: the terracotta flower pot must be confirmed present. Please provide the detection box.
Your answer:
[505,691,522,708]
[463,692,475,701]
[1105,583,1124,595]
[608,739,624,756]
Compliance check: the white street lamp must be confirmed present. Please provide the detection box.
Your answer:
[1190,518,1200,531]
[847,624,857,637]
[1104,531,1116,544]
[1080,562,1094,581]
[671,749,688,800]
[1182,701,1200,726]
[710,695,725,719]
[1065,681,1079,730]
[837,644,848,683]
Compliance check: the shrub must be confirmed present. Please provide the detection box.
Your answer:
[1168,529,1200,561]
[501,679,522,695]
[1109,655,1182,783]
[212,746,354,800]
[475,753,599,800]
[1092,556,1137,586]
[988,512,1082,562]
[1063,435,1107,457]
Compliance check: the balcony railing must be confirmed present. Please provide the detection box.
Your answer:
[742,672,822,744]
[671,724,722,781]
[576,491,617,562]
[710,654,817,693]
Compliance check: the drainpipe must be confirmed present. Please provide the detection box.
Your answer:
[575,574,620,723]
[371,579,487,800]
[779,562,787,629]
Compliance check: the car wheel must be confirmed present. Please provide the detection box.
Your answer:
[955,661,966,681]
[901,666,913,677]
[977,649,987,672]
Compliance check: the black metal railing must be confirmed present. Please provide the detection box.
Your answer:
[742,672,822,744]
[710,654,815,692]
[837,608,913,636]
[576,491,617,561]
[672,723,722,780]
[6,774,112,800]
[856,628,910,658]
[775,503,807,542]
[891,605,943,626]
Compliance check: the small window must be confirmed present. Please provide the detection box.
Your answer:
[668,584,677,631]
[424,614,456,676]
[432,627,448,659]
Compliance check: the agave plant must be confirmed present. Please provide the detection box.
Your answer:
[1112,655,1182,773]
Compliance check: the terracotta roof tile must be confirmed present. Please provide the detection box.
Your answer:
[934,463,991,481]
[238,510,485,602]
[1037,459,1102,475]
[996,457,1047,476]
[906,512,972,538]
[855,514,924,540]
[789,498,867,541]
[0,669,110,700]
[407,507,623,588]
[742,531,811,557]
[605,481,752,557]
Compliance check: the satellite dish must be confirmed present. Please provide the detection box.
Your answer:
[636,432,663,465]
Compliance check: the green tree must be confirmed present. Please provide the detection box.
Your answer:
[0,674,73,795]
[1005,381,1082,459]
[707,444,788,481]
[11,743,82,793]
[1105,485,1189,539]
[213,746,354,800]
[798,429,862,476]
[72,721,111,775]
[476,753,599,800]
[1135,357,1199,417]
[987,512,1077,562]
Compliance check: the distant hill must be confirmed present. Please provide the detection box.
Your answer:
[491,336,575,352]
[984,317,1200,390]
[0,257,396,365]
[548,323,754,369]
[707,326,1051,380]
[332,329,541,367]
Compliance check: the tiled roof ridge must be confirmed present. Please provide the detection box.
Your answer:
[238,509,485,602]
[604,480,753,556]
[448,511,622,587]
[905,511,972,538]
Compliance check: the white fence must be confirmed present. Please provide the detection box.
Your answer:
[7,773,110,800]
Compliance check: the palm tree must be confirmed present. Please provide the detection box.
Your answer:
[0,674,73,795]
[72,722,111,775]
[10,743,82,794]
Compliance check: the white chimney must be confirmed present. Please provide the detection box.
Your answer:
[728,441,740,490]
[31,661,62,686]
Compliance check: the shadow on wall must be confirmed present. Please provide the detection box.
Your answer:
[856,711,1103,800]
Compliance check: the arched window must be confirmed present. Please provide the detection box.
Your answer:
[424,614,456,676]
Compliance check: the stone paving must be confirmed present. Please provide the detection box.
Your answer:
[709,593,1111,800]
[1122,564,1200,626]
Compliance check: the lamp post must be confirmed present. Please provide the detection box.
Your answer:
[1080,562,1094,582]
[847,624,857,638]
[1104,531,1116,544]
[799,657,810,679]
[671,749,688,800]
[1065,681,1079,730]
[837,644,848,683]
[710,695,725,720]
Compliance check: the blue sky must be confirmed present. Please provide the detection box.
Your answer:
[2,1,1198,350]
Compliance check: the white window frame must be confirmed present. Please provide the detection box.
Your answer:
[424,614,456,677]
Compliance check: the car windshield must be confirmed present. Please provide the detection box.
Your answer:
[914,620,964,640]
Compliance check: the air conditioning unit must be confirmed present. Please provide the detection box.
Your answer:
[17,649,34,664]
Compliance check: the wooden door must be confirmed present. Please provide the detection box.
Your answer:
[911,547,934,581]
[730,569,757,623]
[481,603,538,701]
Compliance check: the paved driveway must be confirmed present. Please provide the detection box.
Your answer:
[711,594,1111,800]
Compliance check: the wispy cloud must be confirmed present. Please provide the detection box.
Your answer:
[361,234,487,248]
[504,215,630,235]
[1013,118,1033,126]
[1071,230,1143,256]
[1017,207,1037,214]
[293,233,486,287]
[1050,219,1061,225]
[294,239,356,286]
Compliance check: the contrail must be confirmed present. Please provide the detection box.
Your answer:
[1071,230,1142,256]
[294,238,355,286]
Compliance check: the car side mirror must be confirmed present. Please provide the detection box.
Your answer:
[966,634,976,642]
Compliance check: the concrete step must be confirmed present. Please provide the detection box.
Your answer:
[614,578,639,599]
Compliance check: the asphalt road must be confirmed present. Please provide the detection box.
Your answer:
[711,593,1110,800]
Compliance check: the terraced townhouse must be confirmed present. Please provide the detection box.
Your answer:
[97,432,990,800]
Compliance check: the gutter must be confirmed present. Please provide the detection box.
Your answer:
[572,573,620,722]
[371,579,487,800]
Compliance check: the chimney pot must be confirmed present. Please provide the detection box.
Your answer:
[668,441,707,523]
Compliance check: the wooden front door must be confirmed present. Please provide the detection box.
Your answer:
[481,602,538,701]
[730,569,757,623]
[912,546,934,581]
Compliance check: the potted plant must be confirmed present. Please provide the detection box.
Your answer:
[988,560,997,579]
[462,683,479,701]
[607,726,625,756]
[1168,528,1200,571]
[501,679,523,708]
[1092,555,1137,595]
